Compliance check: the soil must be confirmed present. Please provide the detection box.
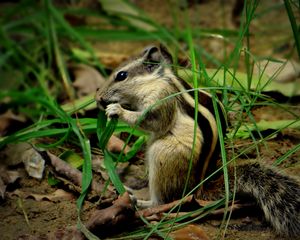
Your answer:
[1,0,300,240]
[1,105,299,240]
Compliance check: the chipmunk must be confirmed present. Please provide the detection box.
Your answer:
[95,45,300,237]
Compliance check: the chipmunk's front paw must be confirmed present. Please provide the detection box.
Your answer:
[106,103,123,119]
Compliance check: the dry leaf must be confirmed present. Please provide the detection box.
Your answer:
[0,110,26,136]
[1,142,32,166]
[107,135,131,154]
[253,59,300,83]
[71,64,106,97]
[23,148,45,179]
[10,189,74,202]
[170,224,210,240]
[1,143,45,179]
[0,166,18,199]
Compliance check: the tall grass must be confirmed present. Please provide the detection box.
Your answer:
[0,0,299,239]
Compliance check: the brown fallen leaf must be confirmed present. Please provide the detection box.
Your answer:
[0,167,20,184]
[1,142,32,166]
[70,64,106,97]
[170,224,210,240]
[97,51,129,69]
[9,189,74,202]
[0,110,26,137]
[23,148,45,179]
[0,165,20,199]
[107,135,131,154]
[1,142,45,179]
[253,59,300,83]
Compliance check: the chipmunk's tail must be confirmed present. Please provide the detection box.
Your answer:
[235,162,300,237]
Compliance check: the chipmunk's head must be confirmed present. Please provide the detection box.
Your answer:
[95,45,174,111]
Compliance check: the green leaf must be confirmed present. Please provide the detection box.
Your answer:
[61,95,96,114]
[273,143,300,166]
[97,116,118,149]
[75,137,92,210]
[228,119,300,139]
[97,110,107,133]
[124,135,146,161]
[284,0,300,60]
[96,114,125,194]
[59,150,83,169]
[178,68,300,97]
[103,149,126,194]
[47,173,61,186]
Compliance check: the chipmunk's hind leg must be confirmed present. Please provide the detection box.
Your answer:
[124,186,154,208]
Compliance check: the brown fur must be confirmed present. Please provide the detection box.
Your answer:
[95,45,300,237]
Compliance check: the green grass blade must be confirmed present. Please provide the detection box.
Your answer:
[124,136,146,161]
[98,117,118,149]
[47,1,105,74]
[75,136,92,210]
[103,149,125,194]
[273,143,300,166]
[284,0,300,60]
[96,114,125,194]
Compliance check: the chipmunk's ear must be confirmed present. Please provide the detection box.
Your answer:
[159,44,173,64]
[143,45,173,65]
[143,46,160,63]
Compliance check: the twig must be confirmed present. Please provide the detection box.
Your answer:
[45,151,115,197]
[86,192,135,237]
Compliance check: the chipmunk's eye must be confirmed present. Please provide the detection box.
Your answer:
[115,71,128,81]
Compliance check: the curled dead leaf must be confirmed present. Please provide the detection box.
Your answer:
[1,143,45,179]
[9,189,74,202]
[0,110,26,137]
[70,64,106,97]
[0,167,19,199]
[170,224,210,240]
[23,148,45,179]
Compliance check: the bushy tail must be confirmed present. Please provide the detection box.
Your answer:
[236,162,300,237]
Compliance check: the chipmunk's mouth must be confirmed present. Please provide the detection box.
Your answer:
[96,98,109,109]
[96,98,134,111]
[96,101,105,110]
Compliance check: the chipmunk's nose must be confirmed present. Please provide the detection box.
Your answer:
[97,97,109,109]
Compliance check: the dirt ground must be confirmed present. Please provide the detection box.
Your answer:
[1,0,299,239]
[0,104,299,240]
